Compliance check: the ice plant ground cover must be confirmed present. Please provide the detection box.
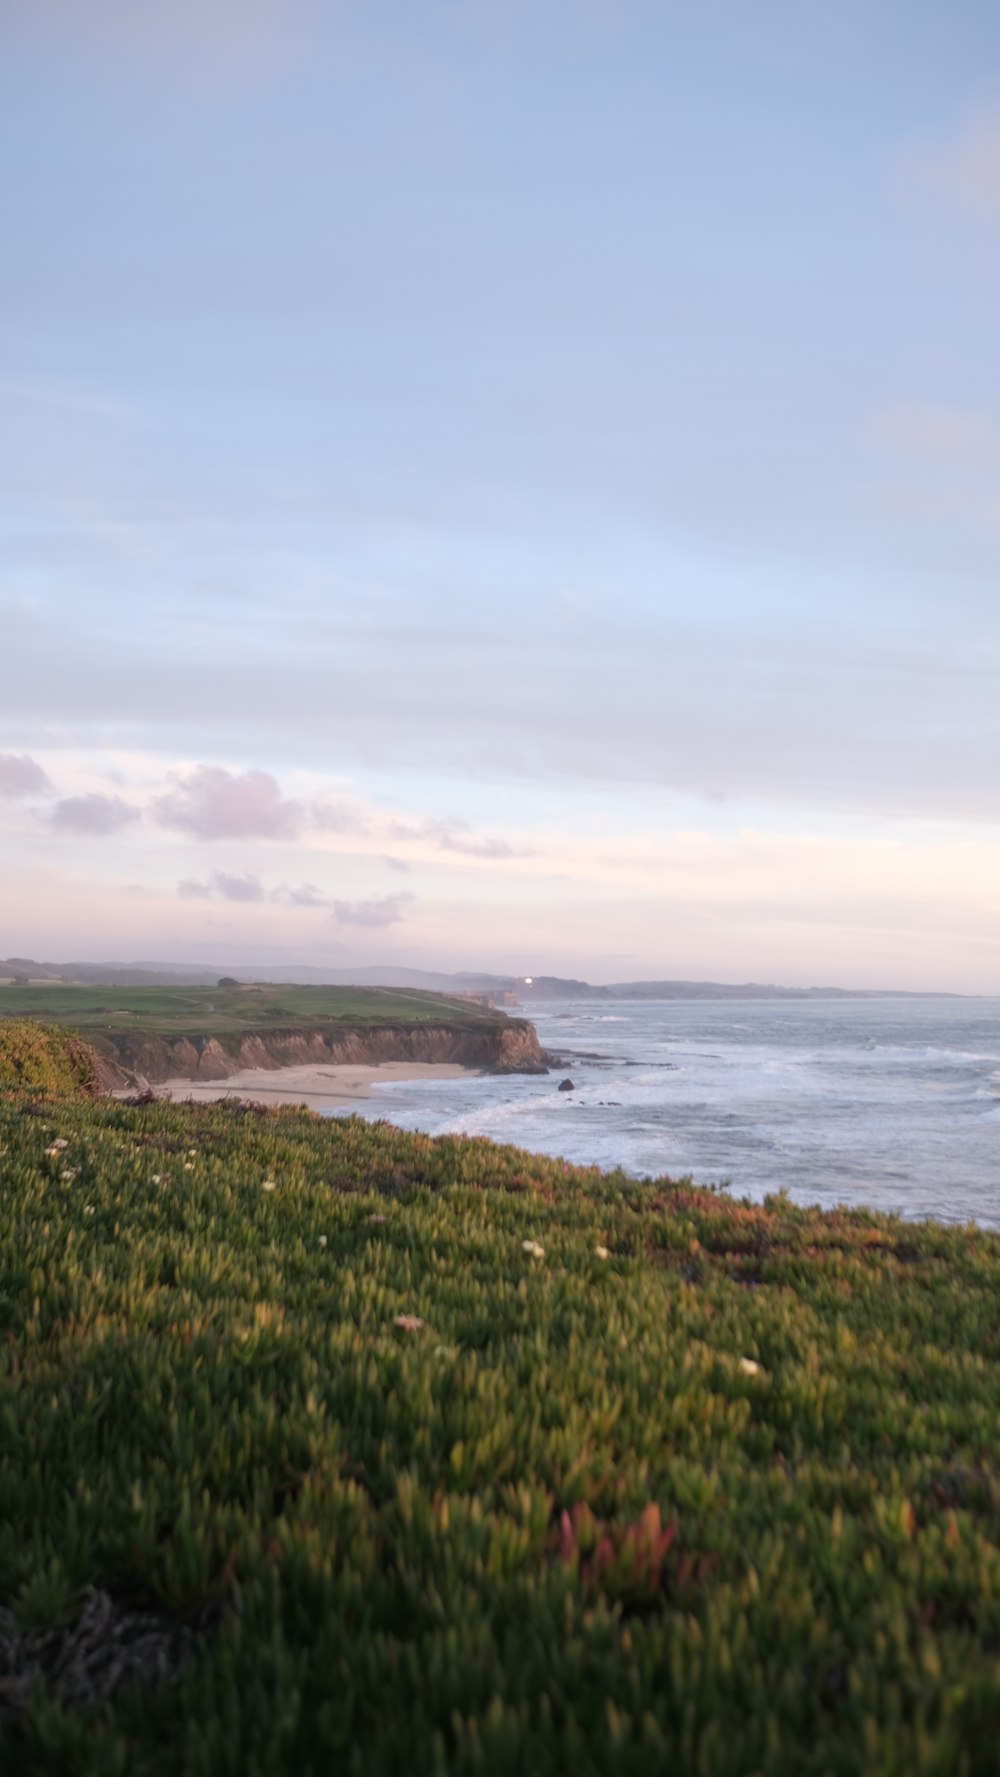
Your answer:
[1,1060,1000,1771]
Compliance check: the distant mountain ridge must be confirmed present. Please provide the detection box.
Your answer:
[0,957,964,998]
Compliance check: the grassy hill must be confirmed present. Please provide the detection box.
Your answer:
[1,1067,999,1773]
[0,981,506,1037]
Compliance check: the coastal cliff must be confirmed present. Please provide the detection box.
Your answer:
[89,1018,551,1089]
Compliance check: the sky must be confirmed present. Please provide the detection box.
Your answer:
[2,0,1000,990]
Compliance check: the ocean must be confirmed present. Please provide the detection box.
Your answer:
[327,996,1000,1229]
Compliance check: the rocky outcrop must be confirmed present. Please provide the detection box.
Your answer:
[90,1020,552,1088]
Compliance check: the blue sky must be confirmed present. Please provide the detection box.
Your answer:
[2,0,1000,987]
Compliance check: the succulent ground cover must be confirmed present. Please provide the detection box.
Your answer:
[0,1021,103,1099]
[1,1068,1000,1773]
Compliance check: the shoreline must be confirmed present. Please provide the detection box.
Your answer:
[138,1060,482,1112]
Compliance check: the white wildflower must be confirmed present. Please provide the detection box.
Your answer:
[183,1162,195,1171]
[318,1234,328,1248]
[45,1139,70,1157]
[261,1179,277,1191]
[522,1239,545,1259]
[151,1173,163,1184]
[83,1205,95,1217]
[393,1313,425,1333]
[738,1357,763,1376]
[60,1168,79,1182]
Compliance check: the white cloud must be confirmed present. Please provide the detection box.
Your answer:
[178,873,328,907]
[212,871,266,904]
[332,893,415,927]
[0,752,51,798]
[155,767,302,841]
[178,872,263,903]
[273,882,329,906]
[51,793,138,835]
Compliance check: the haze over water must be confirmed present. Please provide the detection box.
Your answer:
[337,997,1000,1229]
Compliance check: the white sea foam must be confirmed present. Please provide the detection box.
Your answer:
[327,996,1000,1229]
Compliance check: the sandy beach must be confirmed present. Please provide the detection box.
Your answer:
[148,1061,481,1112]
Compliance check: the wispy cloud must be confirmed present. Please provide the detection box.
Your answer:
[310,798,370,835]
[869,403,1000,540]
[0,752,51,799]
[332,893,415,928]
[51,793,138,835]
[155,767,302,841]
[389,817,527,859]
[4,0,324,89]
[178,872,328,907]
[871,405,1000,460]
[908,106,1000,227]
[178,872,263,903]
[272,882,329,907]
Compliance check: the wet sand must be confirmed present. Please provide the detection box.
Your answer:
[148,1061,480,1112]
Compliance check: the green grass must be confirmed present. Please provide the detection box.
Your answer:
[0,982,505,1037]
[2,1081,1000,1773]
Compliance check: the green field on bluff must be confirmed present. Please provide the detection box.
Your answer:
[2,1030,1000,1774]
[0,981,504,1036]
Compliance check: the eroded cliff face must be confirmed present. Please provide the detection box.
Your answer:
[91,1020,551,1088]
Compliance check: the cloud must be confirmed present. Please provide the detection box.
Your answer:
[272,882,329,907]
[910,107,1000,227]
[51,793,138,835]
[432,825,523,859]
[178,873,325,906]
[869,403,1000,540]
[0,752,51,799]
[310,798,370,835]
[212,872,265,903]
[381,855,412,873]
[332,893,415,927]
[3,0,324,88]
[155,767,302,841]
[871,405,999,460]
[388,817,526,859]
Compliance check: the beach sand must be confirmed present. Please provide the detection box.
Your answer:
[146,1061,480,1113]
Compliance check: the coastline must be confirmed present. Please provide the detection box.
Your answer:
[141,1060,481,1112]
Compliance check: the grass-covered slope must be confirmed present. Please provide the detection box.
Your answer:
[0,1020,103,1099]
[1,1090,1000,1774]
[0,981,506,1035]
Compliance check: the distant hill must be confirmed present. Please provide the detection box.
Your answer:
[0,958,962,998]
[600,980,961,1000]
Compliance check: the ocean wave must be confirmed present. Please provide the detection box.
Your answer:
[333,997,1000,1228]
